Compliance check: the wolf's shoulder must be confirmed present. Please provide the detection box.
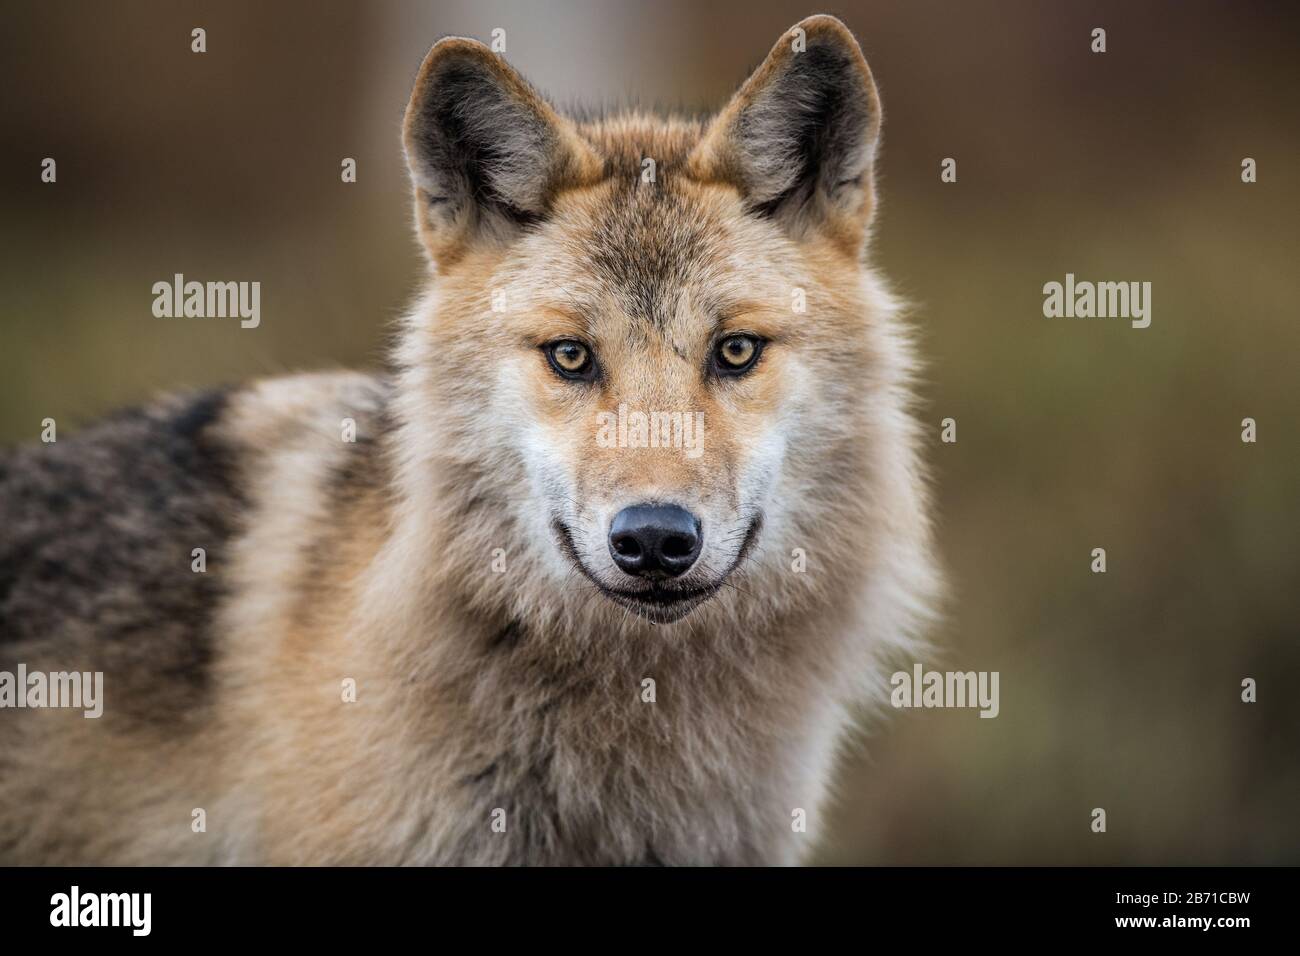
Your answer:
[212,369,389,456]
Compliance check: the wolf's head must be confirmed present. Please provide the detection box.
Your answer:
[393,16,933,636]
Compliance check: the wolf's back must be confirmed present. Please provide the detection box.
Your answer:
[0,390,245,730]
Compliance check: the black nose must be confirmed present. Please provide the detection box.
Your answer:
[608,504,702,579]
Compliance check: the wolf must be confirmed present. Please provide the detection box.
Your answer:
[0,15,939,865]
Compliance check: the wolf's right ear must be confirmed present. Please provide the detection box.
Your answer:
[403,38,600,267]
[689,16,882,256]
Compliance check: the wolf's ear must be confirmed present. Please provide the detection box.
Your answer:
[403,37,600,266]
[689,16,882,252]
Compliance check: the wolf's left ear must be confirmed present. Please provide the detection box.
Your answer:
[689,16,882,252]
[403,37,600,266]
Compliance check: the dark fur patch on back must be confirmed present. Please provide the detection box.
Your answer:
[0,389,246,726]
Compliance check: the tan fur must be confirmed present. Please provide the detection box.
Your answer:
[1,16,940,865]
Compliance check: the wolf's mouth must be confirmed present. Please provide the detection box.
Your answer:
[551,517,762,624]
[601,582,719,623]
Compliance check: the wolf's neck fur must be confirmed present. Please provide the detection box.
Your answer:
[210,262,935,865]
[312,307,901,865]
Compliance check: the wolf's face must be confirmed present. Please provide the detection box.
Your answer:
[401,17,889,624]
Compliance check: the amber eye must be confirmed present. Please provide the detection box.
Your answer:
[545,340,595,380]
[713,334,762,375]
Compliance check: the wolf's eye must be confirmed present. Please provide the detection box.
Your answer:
[713,335,762,376]
[545,340,595,380]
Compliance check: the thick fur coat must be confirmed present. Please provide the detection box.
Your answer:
[0,16,939,864]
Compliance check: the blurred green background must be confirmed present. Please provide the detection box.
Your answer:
[2,1,1296,863]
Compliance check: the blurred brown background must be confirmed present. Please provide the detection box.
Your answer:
[2,1,1296,863]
